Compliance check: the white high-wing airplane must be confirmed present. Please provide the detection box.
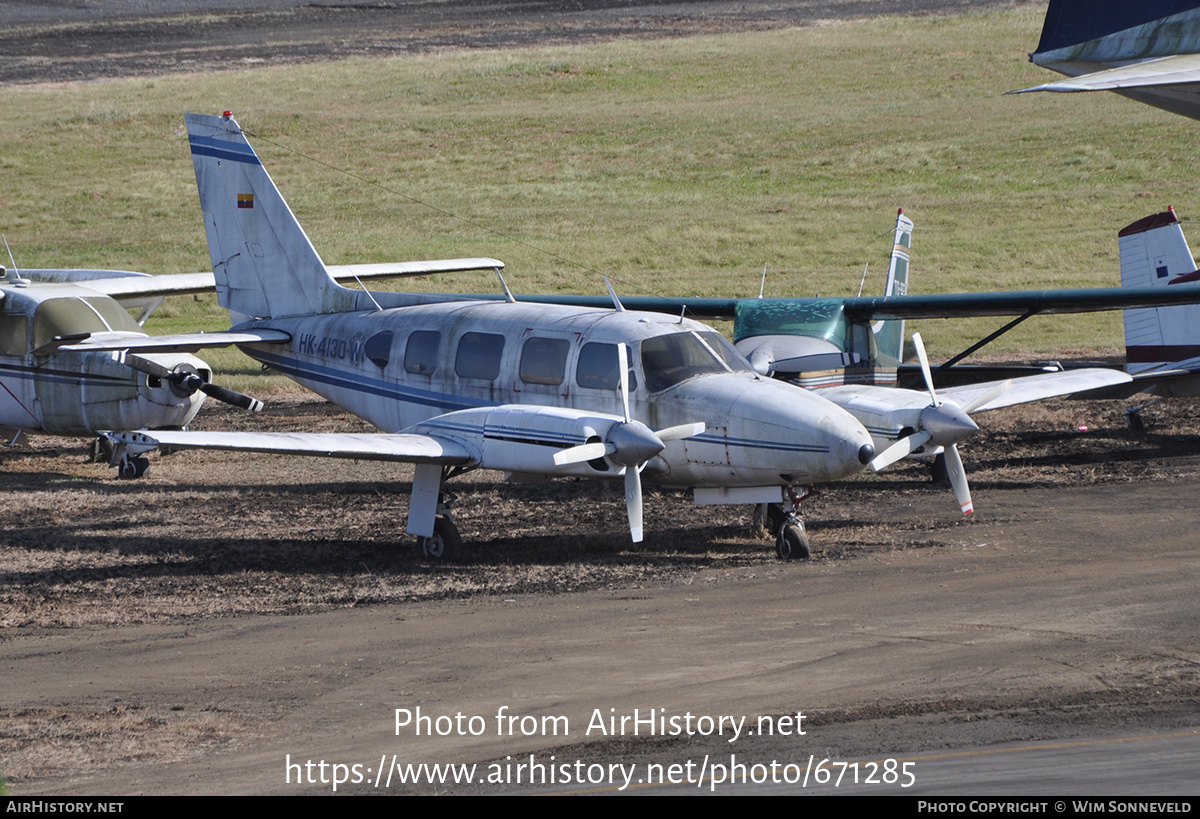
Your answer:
[97,112,880,560]
[0,263,262,470]
[0,248,508,473]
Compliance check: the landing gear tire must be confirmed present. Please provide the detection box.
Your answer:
[419,516,463,562]
[118,455,149,480]
[776,521,810,561]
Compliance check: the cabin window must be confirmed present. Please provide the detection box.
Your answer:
[575,342,637,392]
[639,332,733,393]
[455,332,505,381]
[519,337,569,386]
[364,331,393,368]
[403,330,440,375]
[0,314,27,356]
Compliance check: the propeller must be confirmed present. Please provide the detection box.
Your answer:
[870,333,1009,515]
[125,354,265,412]
[553,343,704,541]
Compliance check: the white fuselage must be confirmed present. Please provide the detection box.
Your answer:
[237,301,877,488]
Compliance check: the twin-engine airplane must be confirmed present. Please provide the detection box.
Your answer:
[73,114,1200,559]
[98,112,881,560]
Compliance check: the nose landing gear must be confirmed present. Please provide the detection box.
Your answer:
[760,485,815,561]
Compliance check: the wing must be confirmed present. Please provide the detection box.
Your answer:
[939,368,1135,413]
[108,429,476,464]
[24,258,505,303]
[483,283,1200,321]
[53,328,291,354]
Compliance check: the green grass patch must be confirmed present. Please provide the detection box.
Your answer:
[1,4,1190,382]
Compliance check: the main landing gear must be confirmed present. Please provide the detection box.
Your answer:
[760,486,814,561]
[117,452,150,479]
[418,515,463,562]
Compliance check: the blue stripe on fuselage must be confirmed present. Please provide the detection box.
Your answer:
[246,347,832,457]
[248,347,489,413]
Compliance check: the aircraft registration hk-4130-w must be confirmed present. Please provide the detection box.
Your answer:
[96,112,883,560]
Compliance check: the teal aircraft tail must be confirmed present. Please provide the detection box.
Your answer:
[871,209,914,369]
[186,112,359,321]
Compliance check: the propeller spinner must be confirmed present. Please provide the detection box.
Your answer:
[125,354,265,413]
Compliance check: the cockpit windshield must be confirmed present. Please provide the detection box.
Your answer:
[33,297,143,350]
[733,299,848,347]
[639,330,753,393]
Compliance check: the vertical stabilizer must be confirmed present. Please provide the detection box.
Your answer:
[186,112,356,320]
[871,209,913,368]
[1119,207,1200,372]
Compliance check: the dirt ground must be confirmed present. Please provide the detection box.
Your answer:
[3,393,1200,794]
[3,0,1200,798]
[0,0,1022,85]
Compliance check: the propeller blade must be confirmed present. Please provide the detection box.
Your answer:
[617,342,631,423]
[625,466,644,543]
[553,441,609,466]
[944,444,973,515]
[911,332,939,406]
[870,430,932,472]
[196,381,265,412]
[655,422,705,442]
[960,379,1013,414]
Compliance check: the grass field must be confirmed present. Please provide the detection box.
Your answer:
[1,4,1194,388]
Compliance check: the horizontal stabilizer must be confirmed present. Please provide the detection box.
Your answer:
[1013,53,1200,94]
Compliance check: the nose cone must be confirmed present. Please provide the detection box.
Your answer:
[726,377,875,483]
[858,441,876,465]
[920,401,979,447]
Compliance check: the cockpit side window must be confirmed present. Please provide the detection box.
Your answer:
[403,330,440,375]
[575,342,638,392]
[0,313,28,356]
[519,337,569,386]
[455,332,505,381]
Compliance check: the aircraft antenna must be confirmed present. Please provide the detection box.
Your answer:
[603,276,627,312]
[856,261,869,297]
[495,267,516,303]
[758,264,767,298]
[2,236,28,285]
